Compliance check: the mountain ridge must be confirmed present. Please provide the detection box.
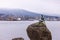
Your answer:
[0,9,59,18]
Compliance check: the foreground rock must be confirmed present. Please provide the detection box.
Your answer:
[26,22,52,40]
[12,37,24,40]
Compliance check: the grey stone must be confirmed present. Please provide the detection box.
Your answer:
[12,37,24,40]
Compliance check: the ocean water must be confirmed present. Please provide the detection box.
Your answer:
[46,21,60,40]
[0,21,59,40]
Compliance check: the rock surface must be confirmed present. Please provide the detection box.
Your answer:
[12,37,24,40]
[26,22,52,40]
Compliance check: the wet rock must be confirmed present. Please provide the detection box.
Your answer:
[26,22,52,40]
[12,37,24,40]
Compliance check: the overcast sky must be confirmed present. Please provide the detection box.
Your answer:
[0,0,60,15]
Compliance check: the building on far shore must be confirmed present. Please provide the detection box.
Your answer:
[17,18,21,21]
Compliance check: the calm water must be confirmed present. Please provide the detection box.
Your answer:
[0,21,60,40]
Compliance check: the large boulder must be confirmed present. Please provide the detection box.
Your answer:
[26,22,52,40]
